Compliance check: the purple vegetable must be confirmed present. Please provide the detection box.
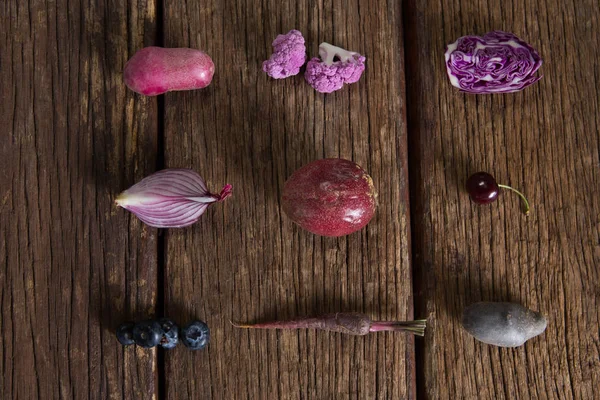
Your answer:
[462,302,547,347]
[262,30,307,79]
[115,169,232,228]
[123,47,215,96]
[444,31,542,94]
[232,313,426,336]
[304,43,366,93]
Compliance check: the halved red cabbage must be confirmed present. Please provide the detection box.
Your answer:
[445,31,542,94]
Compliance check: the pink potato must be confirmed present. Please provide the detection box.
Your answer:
[282,158,378,237]
[123,47,215,96]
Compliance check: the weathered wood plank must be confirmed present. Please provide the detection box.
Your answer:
[162,0,414,398]
[0,0,159,398]
[405,0,600,398]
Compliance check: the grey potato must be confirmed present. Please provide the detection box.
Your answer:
[461,302,547,347]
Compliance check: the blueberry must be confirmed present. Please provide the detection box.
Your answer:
[158,318,179,349]
[116,322,135,346]
[132,320,163,348]
[181,320,210,350]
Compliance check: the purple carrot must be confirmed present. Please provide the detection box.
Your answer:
[232,312,427,336]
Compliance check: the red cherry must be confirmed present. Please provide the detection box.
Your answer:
[466,172,499,204]
[466,172,530,215]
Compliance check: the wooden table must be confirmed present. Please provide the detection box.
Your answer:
[2,0,598,398]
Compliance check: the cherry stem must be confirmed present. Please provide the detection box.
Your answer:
[498,184,530,216]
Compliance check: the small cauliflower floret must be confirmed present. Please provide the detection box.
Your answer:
[262,30,307,79]
[304,42,366,93]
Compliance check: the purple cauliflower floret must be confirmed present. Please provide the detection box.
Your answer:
[304,43,366,93]
[262,30,307,79]
[444,31,542,94]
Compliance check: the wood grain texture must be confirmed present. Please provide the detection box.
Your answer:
[0,0,159,398]
[162,0,414,399]
[405,0,600,398]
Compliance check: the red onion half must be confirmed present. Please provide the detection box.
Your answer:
[115,169,232,228]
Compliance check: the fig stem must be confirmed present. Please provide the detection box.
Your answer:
[498,184,530,216]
